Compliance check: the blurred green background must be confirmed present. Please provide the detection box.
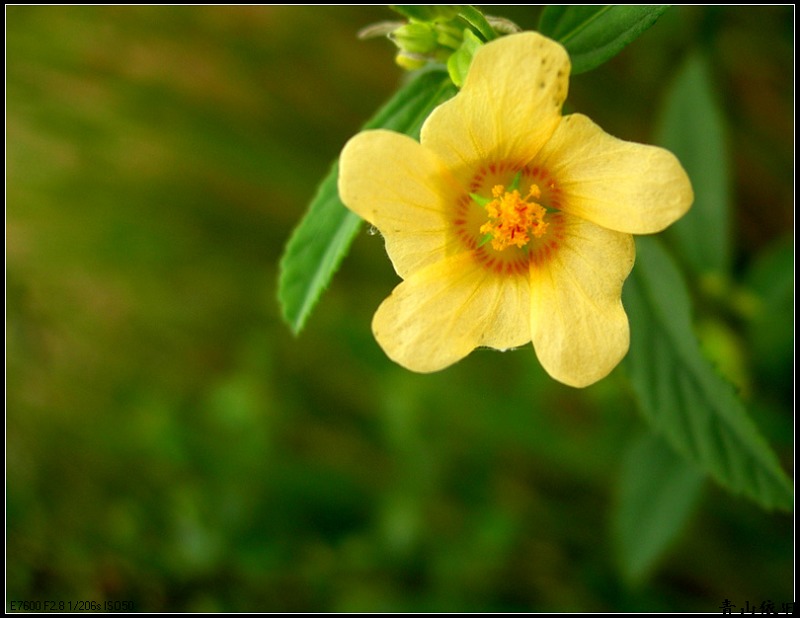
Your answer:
[7,6,793,612]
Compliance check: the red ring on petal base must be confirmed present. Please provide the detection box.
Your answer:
[453,162,565,275]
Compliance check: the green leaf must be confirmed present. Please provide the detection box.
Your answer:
[656,54,731,276]
[278,70,458,334]
[613,431,705,584]
[538,6,670,75]
[278,164,361,335]
[456,5,498,41]
[624,237,793,511]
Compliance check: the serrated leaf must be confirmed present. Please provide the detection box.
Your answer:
[278,165,362,335]
[278,70,458,334]
[538,6,670,75]
[624,237,793,511]
[656,54,731,275]
[613,431,705,584]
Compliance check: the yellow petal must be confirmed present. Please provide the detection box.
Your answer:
[530,215,635,387]
[338,129,463,278]
[536,114,693,234]
[373,253,531,372]
[420,32,570,181]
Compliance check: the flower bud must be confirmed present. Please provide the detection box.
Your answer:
[390,22,438,56]
[394,50,429,71]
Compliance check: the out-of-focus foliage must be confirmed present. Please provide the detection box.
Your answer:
[6,6,793,612]
[613,432,705,584]
[656,53,731,276]
[625,237,792,510]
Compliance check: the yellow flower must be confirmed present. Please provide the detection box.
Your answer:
[338,32,693,387]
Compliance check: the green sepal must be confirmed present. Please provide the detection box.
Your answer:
[447,28,483,88]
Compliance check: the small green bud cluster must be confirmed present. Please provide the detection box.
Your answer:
[390,19,466,70]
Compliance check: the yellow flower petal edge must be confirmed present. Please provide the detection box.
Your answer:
[339,130,464,278]
[373,252,530,373]
[535,114,694,234]
[337,31,694,387]
[421,30,570,182]
[530,215,634,387]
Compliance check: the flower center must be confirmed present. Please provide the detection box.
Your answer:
[453,163,565,275]
[477,182,548,251]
